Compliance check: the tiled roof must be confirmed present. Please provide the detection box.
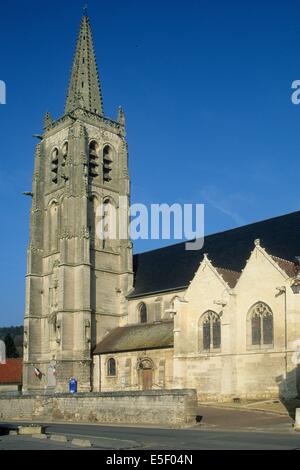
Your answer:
[129,210,300,298]
[215,267,241,288]
[271,255,297,277]
[93,321,174,355]
[0,358,22,384]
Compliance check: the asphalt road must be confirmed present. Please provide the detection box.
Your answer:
[0,410,300,451]
[0,424,299,450]
[0,406,298,450]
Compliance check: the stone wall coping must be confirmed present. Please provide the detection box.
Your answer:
[0,389,196,400]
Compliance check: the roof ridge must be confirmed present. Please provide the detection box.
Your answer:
[120,319,174,329]
[0,358,23,364]
[131,209,300,297]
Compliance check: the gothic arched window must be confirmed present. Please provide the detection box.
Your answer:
[89,141,99,178]
[103,145,113,182]
[51,148,59,184]
[107,358,116,377]
[139,303,147,324]
[249,302,273,347]
[200,311,221,352]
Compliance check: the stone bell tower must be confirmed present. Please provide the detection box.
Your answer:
[23,14,133,393]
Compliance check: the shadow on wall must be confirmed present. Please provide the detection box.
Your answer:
[277,365,300,420]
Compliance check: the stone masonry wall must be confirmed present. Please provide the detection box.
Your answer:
[0,389,197,428]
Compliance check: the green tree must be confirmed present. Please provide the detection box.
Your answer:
[4,333,19,358]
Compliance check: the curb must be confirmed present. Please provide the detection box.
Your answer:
[71,438,92,448]
[50,434,68,443]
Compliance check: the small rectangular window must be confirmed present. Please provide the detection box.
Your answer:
[107,358,116,377]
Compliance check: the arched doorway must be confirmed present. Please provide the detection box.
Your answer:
[138,358,154,390]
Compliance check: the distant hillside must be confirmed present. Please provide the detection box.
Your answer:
[0,326,23,357]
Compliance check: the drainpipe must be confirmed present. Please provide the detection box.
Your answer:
[277,286,288,380]
[284,287,288,380]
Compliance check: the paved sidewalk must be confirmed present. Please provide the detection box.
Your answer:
[196,403,294,432]
[199,397,300,418]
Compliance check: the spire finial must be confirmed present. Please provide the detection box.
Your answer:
[117,106,125,126]
[44,111,53,130]
[83,3,88,15]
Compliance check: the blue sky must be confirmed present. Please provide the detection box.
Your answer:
[1,0,300,325]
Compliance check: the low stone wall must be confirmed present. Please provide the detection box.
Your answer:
[0,389,197,428]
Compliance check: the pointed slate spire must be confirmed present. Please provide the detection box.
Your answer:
[65,15,104,115]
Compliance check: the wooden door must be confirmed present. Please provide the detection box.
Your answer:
[142,368,153,390]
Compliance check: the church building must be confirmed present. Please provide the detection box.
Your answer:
[23,14,300,402]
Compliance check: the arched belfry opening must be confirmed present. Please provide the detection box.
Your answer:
[89,140,100,178]
[103,145,113,182]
